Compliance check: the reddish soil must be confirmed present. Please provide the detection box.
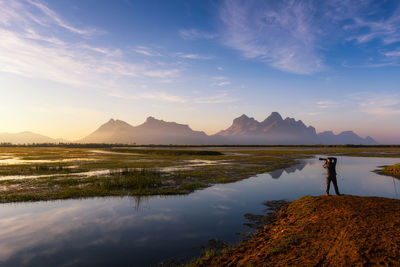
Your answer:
[200,195,400,266]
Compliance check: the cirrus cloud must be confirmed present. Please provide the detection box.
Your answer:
[0,0,181,89]
[219,0,324,75]
[219,0,400,74]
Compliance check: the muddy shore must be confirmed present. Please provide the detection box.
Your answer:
[197,195,400,266]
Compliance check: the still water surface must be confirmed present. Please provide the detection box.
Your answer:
[0,156,399,266]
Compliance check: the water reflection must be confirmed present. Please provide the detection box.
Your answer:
[0,156,399,266]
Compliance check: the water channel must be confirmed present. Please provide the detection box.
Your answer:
[0,156,399,266]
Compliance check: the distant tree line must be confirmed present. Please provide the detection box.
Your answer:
[0,143,399,148]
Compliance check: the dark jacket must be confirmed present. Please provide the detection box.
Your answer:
[323,157,337,176]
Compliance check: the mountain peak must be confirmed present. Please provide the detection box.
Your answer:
[104,118,127,125]
[146,116,155,121]
[270,112,282,119]
[232,114,256,125]
[145,116,163,123]
[318,131,335,136]
[338,131,357,137]
[95,118,133,134]
[262,112,283,125]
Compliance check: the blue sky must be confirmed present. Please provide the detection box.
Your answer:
[0,0,400,143]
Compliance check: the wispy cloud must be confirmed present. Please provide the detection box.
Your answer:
[143,69,180,78]
[211,76,231,87]
[382,49,400,58]
[0,0,180,88]
[212,76,226,80]
[195,90,236,104]
[0,28,179,87]
[215,81,231,87]
[132,46,161,57]
[316,100,338,109]
[179,29,217,40]
[111,88,236,105]
[26,0,101,36]
[178,53,214,60]
[219,0,400,74]
[353,93,400,115]
[78,44,122,57]
[219,0,324,75]
[109,92,187,103]
[343,61,400,69]
[345,13,400,45]
[0,0,100,37]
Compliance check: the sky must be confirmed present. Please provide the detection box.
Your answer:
[0,0,400,143]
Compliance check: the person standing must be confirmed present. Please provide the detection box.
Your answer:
[321,157,341,196]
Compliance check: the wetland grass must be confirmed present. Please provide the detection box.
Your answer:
[382,163,400,178]
[1,146,400,203]
[111,148,223,156]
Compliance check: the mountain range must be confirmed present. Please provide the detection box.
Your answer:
[0,112,378,145]
[79,112,377,145]
[79,117,209,145]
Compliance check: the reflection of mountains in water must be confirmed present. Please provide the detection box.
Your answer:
[268,161,309,179]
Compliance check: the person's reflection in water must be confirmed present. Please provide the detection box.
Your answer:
[320,157,341,196]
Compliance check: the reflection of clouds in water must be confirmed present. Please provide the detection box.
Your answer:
[209,187,238,193]
[198,186,241,201]
[0,156,399,266]
[211,204,231,211]
[0,205,83,258]
[0,198,180,263]
[142,214,177,222]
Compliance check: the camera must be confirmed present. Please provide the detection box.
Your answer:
[319,157,327,161]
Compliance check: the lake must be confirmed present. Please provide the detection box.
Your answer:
[0,156,399,266]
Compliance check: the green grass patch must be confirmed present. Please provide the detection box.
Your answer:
[111,148,223,156]
[1,146,400,203]
[182,182,205,191]
[383,163,400,178]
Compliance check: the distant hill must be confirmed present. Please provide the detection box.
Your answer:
[79,117,209,145]
[79,113,378,145]
[317,131,377,145]
[0,131,67,144]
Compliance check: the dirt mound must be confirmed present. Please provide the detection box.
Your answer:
[200,195,400,266]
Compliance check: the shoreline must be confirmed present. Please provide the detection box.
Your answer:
[193,195,400,266]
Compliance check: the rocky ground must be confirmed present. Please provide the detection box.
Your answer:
[197,195,400,266]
